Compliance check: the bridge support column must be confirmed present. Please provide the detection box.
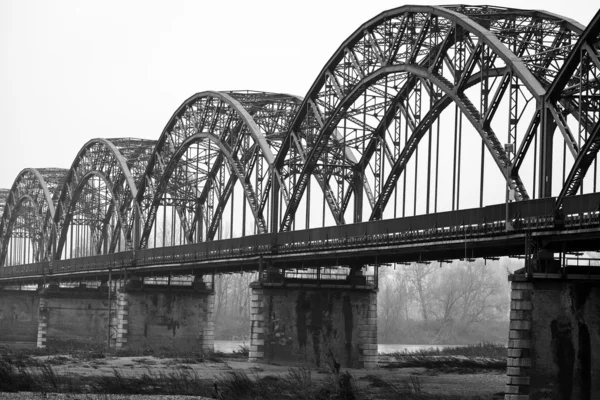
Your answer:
[114,283,214,353]
[506,274,600,400]
[37,297,48,349]
[0,289,40,348]
[36,285,112,350]
[249,282,377,369]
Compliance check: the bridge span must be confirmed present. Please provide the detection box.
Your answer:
[2,4,600,399]
[2,193,600,283]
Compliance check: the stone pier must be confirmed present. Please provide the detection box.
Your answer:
[39,285,112,350]
[0,278,215,353]
[0,289,40,348]
[506,274,600,400]
[249,281,378,369]
[115,283,214,352]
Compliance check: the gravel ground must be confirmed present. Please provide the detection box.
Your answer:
[0,354,506,399]
[0,395,211,400]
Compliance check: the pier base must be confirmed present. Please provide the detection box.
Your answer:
[506,274,600,400]
[115,284,214,353]
[249,282,377,369]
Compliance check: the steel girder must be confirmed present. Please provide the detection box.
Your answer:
[108,138,156,251]
[52,139,153,259]
[0,189,9,219]
[228,92,366,230]
[274,5,586,231]
[0,168,67,266]
[1,4,599,262]
[551,9,600,210]
[136,91,305,249]
[446,5,585,87]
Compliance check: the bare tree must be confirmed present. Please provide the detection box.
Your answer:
[377,267,410,342]
[377,260,511,344]
[404,263,436,322]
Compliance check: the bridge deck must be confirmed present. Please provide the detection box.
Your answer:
[2,193,600,284]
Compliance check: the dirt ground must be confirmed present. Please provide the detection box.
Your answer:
[1,353,506,399]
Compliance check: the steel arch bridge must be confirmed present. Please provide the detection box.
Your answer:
[1,5,600,279]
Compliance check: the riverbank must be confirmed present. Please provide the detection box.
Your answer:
[0,346,506,399]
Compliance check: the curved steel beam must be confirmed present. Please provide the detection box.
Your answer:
[280,62,529,230]
[553,10,600,210]
[139,131,268,246]
[547,10,600,99]
[138,91,277,187]
[0,189,9,222]
[55,170,124,257]
[0,168,65,266]
[342,68,509,217]
[275,4,546,232]
[52,139,143,258]
[368,65,531,220]
[446,5,585,88]
[137,91,289,248]
[2,195,42,264]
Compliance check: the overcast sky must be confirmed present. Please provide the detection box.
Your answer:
[0,0,596,190]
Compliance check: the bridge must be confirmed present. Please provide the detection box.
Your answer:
[1,5,600,399]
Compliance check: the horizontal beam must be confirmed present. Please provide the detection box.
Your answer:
[2,193,600,285]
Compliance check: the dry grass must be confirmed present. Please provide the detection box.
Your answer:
[381,342,506,371]
[0,344,505,399]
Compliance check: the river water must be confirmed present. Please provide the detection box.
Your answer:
[214,340,463,354]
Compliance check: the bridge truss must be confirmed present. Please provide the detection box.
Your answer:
[1,5,599,277]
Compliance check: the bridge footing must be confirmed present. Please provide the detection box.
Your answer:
[506,274,600,400]
[38,286,111,350]
[249,282,377,369]
[115,284,214,353]
[1,282,215,353]
[0,289,40,348]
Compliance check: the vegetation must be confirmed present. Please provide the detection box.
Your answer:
[378,259,517,345]
[213,272,256,340]
[0,350,500,399]
[0,354,358,398]
[210,259,517,346]
[407,342,507,358]
[381,342,507,371]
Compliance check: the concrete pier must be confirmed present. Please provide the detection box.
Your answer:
[249,281,377,369]
[115,284,214,352]
[39,285,111,350]
[0,289,40,348]
[0,278,215,353]
[506,274,600,400]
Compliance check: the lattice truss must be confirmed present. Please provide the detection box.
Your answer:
[136,91,301,248]
[0,169,67,265]
[550,11,600,206]
[273,5,599,231]
[0,5,599,266]
[51,139,156,260]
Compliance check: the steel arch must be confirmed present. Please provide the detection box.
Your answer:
[275,4,568,231]
[551,9,600,210]
[368,66,520,220]
[225,92,364,231]
[137,91,274,248]
[203,91,302,237]
[53,139,148,258]
[0,168,67,266]
[1,4,599,270]
[138,90,334,248]
[446,5,585,87]
[0,189,10,227]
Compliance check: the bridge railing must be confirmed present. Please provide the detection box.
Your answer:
[563,193,600,228]
[2,195,600,280]
[0,261,46,277]
[277,199,558,253]
[135,234,272,266]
